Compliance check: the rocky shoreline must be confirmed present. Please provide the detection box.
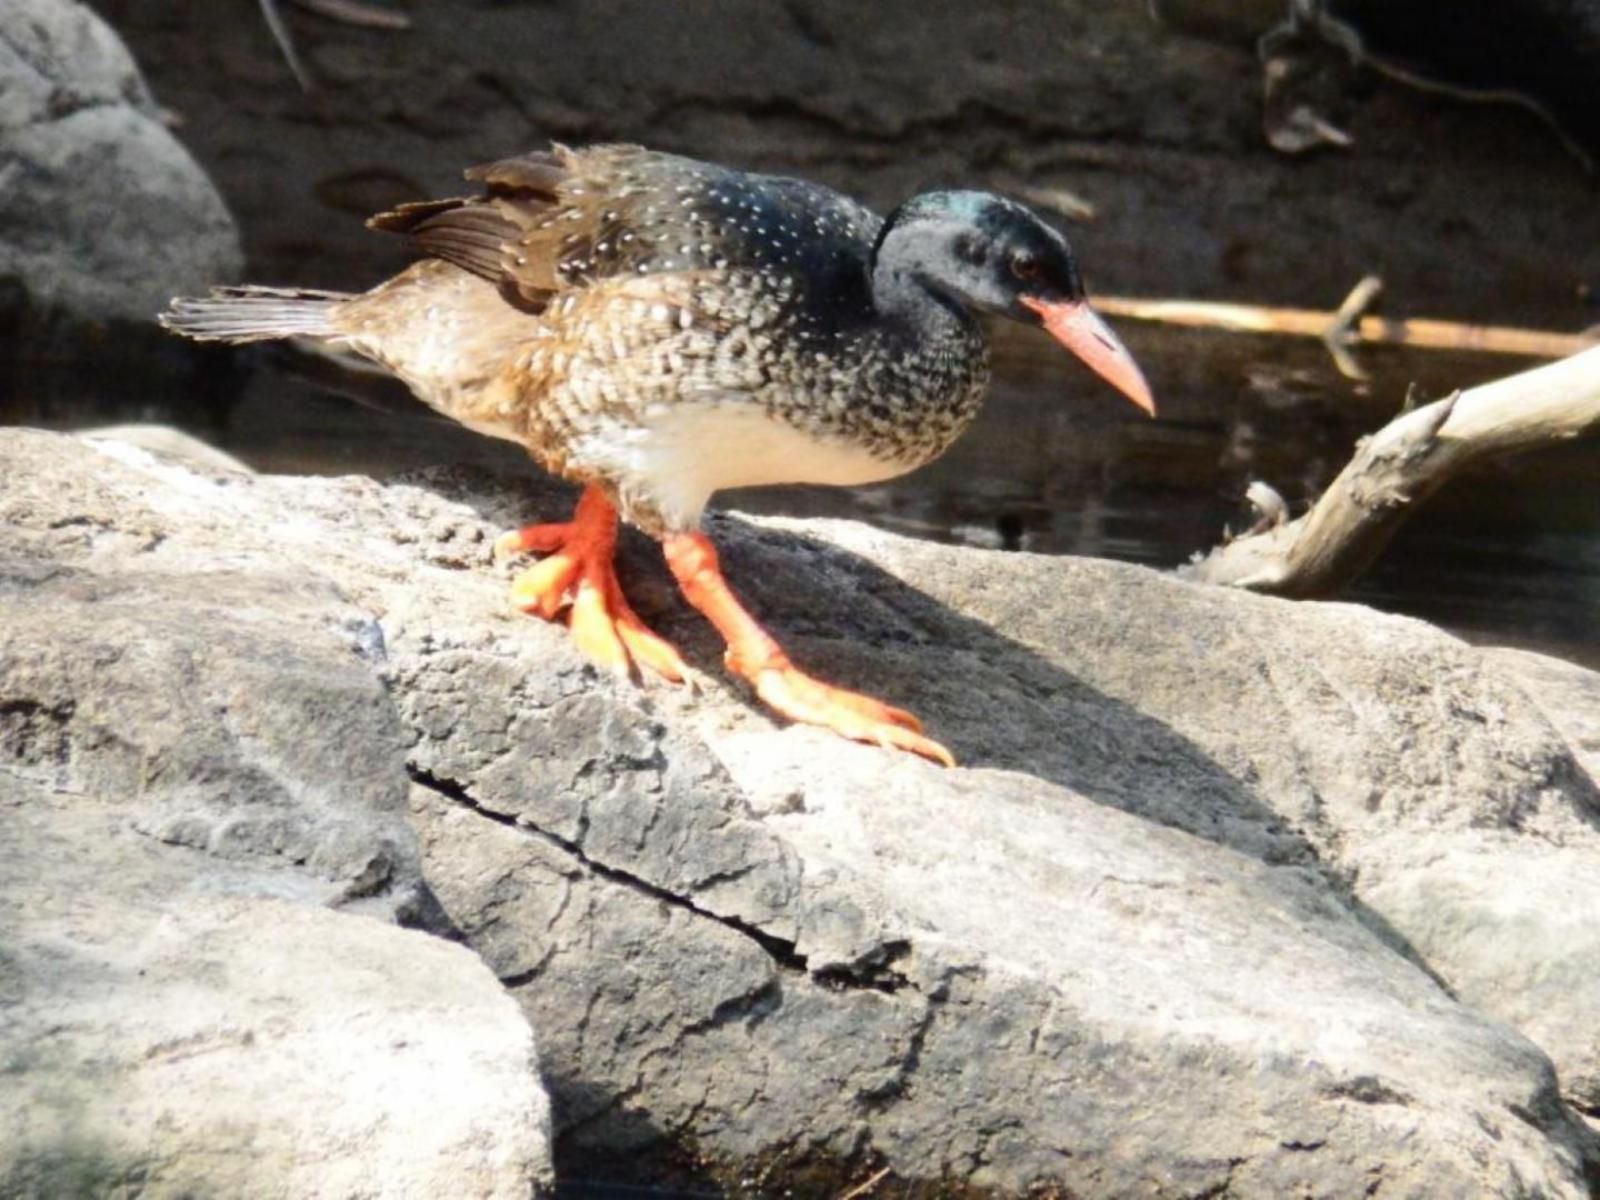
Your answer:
[4,425,1598,1195]
[6,1,1600,1194]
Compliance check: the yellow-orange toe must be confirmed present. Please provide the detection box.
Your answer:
[662,530,952,766]
[509,550,582,619]
[501,486,688,684]
[494,521,572,561]
[751,664,954,767]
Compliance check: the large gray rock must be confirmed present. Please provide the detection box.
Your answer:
[888,522,1600,1121]
[3,425,1599,1195]
[1431,646,1600,1117]
[0,429,553,1198]
[0,0,240,320]
[1,784,552,1200]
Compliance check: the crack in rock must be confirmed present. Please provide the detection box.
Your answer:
[813,938,913,995]
[858,986,942,1112]
[406,762,810,974]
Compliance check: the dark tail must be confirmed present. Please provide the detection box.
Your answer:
[159,285,354,344]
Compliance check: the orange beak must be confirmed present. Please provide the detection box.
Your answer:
[1020,296,1156,416]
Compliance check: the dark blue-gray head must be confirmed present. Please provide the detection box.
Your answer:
[874,190,1154,414]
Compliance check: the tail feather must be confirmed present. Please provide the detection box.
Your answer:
[159,285,354,344]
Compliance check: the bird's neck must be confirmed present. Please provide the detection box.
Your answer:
[868,259,979,354]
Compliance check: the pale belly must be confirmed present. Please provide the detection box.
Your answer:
[333,264,963,531]
[569,400,917,530]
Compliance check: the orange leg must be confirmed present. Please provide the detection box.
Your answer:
[662,531,954,767]
[497,485,687,683]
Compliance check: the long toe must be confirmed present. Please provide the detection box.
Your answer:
[575,557,690,683]
[752,664,955,767]
[663,530,950,765]
[568,576,633,677]
[509,550,583,619]
[504,487,690,683]
[495,521,574,561]
[602,575,689,683]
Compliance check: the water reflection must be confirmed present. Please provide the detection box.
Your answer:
[5,317,1596,668]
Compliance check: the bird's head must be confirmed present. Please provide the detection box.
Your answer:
[875,191,1154,415]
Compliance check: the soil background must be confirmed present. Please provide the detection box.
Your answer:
[93,0,1600,327]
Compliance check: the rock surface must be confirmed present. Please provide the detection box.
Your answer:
[0,427,553,1198]
[3,424,1599,1195]
[1,785,552,1200]
[0,0,240,321]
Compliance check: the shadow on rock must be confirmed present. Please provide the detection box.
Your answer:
[612,510,1322,867]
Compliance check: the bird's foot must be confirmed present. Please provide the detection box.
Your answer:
[741,652,955,768]
[498,487,688,683]
[663,531,954,767]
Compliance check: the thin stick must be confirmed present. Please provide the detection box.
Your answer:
[1185,345,1600,596]
[1094,294,1596,361]
[291,0,412,29]
[259,0,411,95]
[258,0,314,92]
[837,1166,893,1200]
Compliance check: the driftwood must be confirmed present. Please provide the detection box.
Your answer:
[1095,279,1599,380]
[1184,345,1600,596]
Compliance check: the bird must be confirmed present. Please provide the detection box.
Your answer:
[161,143,1154,767]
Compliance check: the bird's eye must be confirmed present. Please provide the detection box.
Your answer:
[1010,254,1042,282]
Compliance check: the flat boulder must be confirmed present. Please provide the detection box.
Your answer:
[1,786,552,1199]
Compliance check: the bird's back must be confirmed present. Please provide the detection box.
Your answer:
[366,144,884,332]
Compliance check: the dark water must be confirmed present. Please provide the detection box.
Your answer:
[7,316,1598,670]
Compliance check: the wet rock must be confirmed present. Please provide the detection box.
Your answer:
[0,0,240,321]
[1157,0,1600,163]
[3,425,1599,1195]
[1324,0,1600,161]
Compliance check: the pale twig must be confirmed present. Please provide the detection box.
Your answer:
[292,0,411,29]
[836,1165,892,1200]
[1094,284,1597,370]
[258,0,314,92]
[258,0,410,93]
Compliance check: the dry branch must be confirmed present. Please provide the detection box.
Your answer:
[1183,345,1600,596]
[1095,285,1598,377]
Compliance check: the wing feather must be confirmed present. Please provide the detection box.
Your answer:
[367,145,651,311]
[366,143,881,319]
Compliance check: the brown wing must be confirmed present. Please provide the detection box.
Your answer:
[367,144,669,314]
